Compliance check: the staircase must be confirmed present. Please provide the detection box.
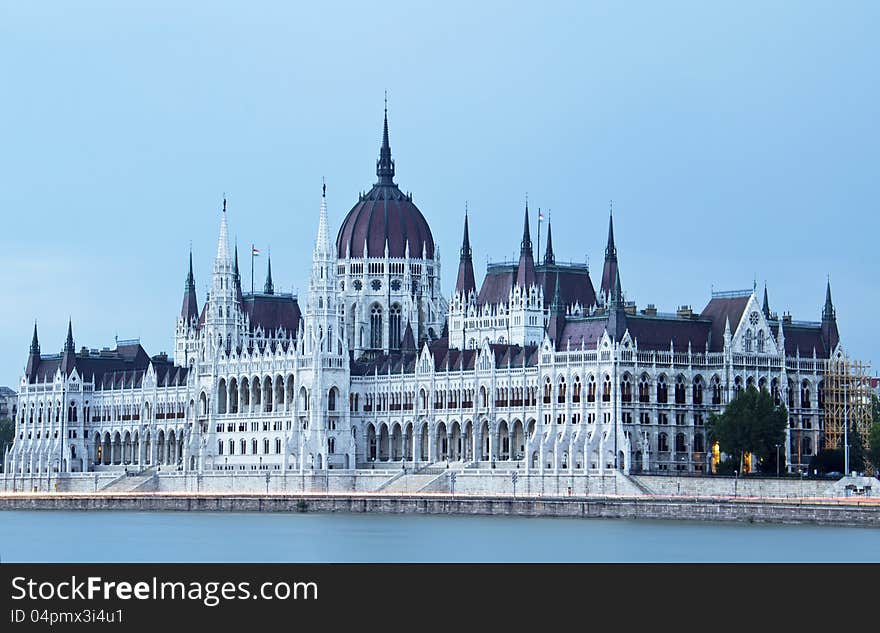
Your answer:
[101,466,158,492]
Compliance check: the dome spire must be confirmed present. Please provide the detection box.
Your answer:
[376,92,395,184]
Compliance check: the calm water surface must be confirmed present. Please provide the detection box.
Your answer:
[1,511,878,562]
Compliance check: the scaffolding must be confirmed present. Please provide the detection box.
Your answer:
[823,355,874,471]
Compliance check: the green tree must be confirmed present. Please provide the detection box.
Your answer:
[867,395,880,473]
[707,386,788,474]
[0,417,13,469]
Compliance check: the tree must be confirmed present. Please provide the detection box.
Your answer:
[867,395,880,473]
[0,417,13,469]
[707,386,787,474]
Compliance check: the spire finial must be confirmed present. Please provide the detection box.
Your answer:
[762,281,770,319]
[222,193,226,213]
[322,176,326,198]
[376,94,395,184]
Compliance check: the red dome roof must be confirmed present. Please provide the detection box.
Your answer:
[336,184,435,259]
[335,107,435,260]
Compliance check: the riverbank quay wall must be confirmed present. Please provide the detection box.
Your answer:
[1,493,879,527]
[1,470,857,498]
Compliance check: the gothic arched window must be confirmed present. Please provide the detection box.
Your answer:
[370,304,383,349]
[389,304,402,349]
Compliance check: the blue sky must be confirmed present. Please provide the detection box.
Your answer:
[1,1,877,386]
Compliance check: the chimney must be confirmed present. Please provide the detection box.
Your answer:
[676,305,694,318]
[641,304,658,317]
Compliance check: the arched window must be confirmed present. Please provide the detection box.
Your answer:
[251,438,258,454]
[621,374,632,402]
[587,376,596,403]
[328,438,335,454]
[240,438,246,455]
[675,433,687,453]
[572,377,581,403]
[328,387,337,412]
[693,434,705,452]
[389,304,402,349]
[733,376,743,396]
[263,438,270,454]
[543,378,552,404]
[757,330,765,353]
[744,328,753,352]
[657,375,668,404]
[218,440,224,455]
[558,377,566,404]
[658,433,669,452]
[711,375,722,405]
[602,375,611,402]
[802,436,813,456]
[693,376,704,405]
[275,438,282,454]
[639,375,650,403]
[370,305,383,349]
[801,380,811,408]
[228,439,235,455]
[674,375,686,404]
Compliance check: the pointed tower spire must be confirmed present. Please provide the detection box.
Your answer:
[455,208,476,296]
[26,320,41,381]
[605,202,616,258]
[600,203,621,301]
[264,255,274,295]
[376,94,395,185]
[64,318,74,353]
[821,276,839,352]
[520,202,533,254]
[822,277,835,321]
[544,219,555,266]
[762,282,770,319]
[30,321,40,355]
[181,248,199,322]
[516,202,537,288]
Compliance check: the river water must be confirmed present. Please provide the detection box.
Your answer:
[1,511,878,562]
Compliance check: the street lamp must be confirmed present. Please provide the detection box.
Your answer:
[450,471,457,497]
[733,470,738,498]
[511,471,518,498]
[775,444,781,479]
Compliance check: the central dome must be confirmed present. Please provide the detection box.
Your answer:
[336,110,435,260]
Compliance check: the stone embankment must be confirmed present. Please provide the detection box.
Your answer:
[1,492,878,527]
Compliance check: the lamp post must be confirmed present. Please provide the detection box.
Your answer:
[511,471,518,498]
[450,471,457,497]
[775,444,781,479]
[733,470,738,498]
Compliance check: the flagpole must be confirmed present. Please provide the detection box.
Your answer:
[251,243,255,295]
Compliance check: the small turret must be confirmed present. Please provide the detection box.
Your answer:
[821,278,840,351]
